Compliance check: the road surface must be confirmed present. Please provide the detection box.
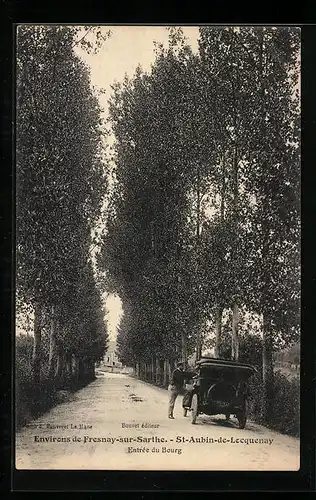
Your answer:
[15,372,300,471]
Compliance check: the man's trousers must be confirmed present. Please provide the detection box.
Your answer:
[168,385,180,417]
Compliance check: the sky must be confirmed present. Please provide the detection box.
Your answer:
[76,26,200,118]
[103,294,123,341]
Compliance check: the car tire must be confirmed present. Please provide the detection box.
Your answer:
[237,400,247,429]
[191,394,198,424]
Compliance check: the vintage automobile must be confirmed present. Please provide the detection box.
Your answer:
[182,357,256,429]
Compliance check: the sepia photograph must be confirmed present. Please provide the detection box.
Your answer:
[15,24,300,471]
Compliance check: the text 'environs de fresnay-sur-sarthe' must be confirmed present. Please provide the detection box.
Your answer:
[33,435,274,446]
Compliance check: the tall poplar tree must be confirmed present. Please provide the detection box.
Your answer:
[16,25,110,385]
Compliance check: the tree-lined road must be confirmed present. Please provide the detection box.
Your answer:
[16,373,299,471]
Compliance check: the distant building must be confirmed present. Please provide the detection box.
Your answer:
[101,341,122,369]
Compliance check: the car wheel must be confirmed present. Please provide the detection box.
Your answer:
[237,401,247,429]
[191,394,198,424]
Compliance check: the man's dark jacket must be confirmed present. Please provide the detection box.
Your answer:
[171,368,195,391]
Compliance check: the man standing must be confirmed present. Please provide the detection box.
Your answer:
[168,362,194,419]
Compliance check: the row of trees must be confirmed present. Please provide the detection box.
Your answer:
[98,26,300,424]
[16,26,110,391]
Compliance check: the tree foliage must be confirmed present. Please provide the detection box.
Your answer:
[16,25,109,389]
[99,26,299,369]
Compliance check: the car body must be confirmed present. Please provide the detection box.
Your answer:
[182,356,256,428]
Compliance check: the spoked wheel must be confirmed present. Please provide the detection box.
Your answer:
[237,400,248,429]
[183,408,188,417]
[191,394,198,424]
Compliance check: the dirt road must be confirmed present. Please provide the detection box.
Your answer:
[15,372,299,471]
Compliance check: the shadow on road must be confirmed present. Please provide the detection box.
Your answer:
[128,393,143,402]
[196,415,238,428]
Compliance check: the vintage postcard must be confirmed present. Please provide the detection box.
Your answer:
[15,24,300,471]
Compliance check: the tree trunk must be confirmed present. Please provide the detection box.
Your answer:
[48,305,57,379]
[155,357,161,385]
[195,164,202,364]
[160,360,164,384]
[181,331,188,367]
[262,312,274,423]
[56,350,66,387]
[214,153,226,361]
[258,28,274,425]
[32,302,42,385]
[220,153,226,220]
[151,357,155,383]
[72,355,78,381]
[168,360,173,385]
[231,303,239,360]
[226,29,241,355]
[214,305,223,358]
[89,359,95,380]
[196,165,201,241]
[163,359,168,387]
[65,352,72,383]
[231,134,240,361]
[78,357,85,382]
[196,337,202,363]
